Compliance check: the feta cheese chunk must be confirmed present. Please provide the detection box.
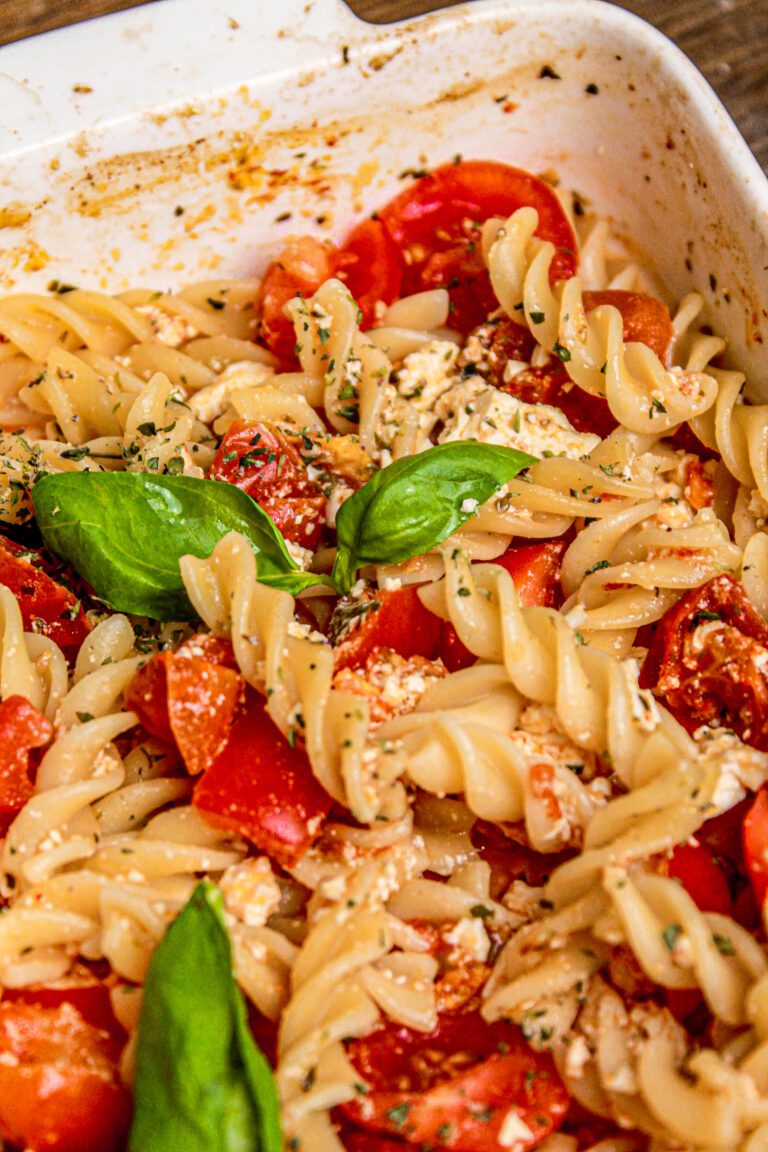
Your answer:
[437,380,600,460]
[220,857,281,927]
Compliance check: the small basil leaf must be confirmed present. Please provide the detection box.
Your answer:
[129,881,281,1152]
[332,442,537,593]
[33,472,325,620]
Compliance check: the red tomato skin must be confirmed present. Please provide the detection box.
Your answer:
[0,536,90,655]
[257,235,340,364]
[377,161,577,336]
[640,574,768,748]
[379,162,577,281]
[439,541,566,672]
[0,695,53,835]
[340,1012,568,1151]
[0,1002,131,1152]
[193,695,332,866]
[210,420,326,550]
[744,787,768,910]
[337,217,403,327]
[496,540,566,608]
[125,645,244,777]
[333,587,442,672]
[665,842,732,918]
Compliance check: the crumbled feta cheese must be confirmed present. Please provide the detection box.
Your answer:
[460,497,479,514]
[136,304,199,347]
[395,340,459,410]
[442,917,490,963]
[286,619,327,645]
[188,361,274,423]
[499,1111,535,1148]
[326,482,354,528]
[564,1034,592,1079]
[437,383,600,460]
[220,857,281,927]
[284,539,314,570]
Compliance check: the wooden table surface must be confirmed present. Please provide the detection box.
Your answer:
[1,0,767,172]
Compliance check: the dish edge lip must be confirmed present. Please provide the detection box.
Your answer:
[0,0,766,214]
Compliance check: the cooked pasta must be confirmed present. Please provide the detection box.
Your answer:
[1,159,768,1152]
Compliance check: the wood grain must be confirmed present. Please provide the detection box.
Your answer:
[2,0,766,171]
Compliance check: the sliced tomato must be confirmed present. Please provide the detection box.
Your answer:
[332,586,442,672]
[340,1012,568,1151]
[744,787,768,910]
[640,574,768,748]
[125,638,244,777]
[0,535,90,655]
[193,693,332,866]
[0,1001,131,1152]
[210,420,326,550]
[377,161,577,335]
[337,217,403,327]
[257,235,343,364]
[581,290,674,362]
[0,694,52,835]
[439,541,566,672]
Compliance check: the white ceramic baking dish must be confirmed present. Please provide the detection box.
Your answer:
[1,0,767,387]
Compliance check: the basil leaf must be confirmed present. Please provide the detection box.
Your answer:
[332,442,537,592]
[33,472,325,620]
[129,881,281,1152]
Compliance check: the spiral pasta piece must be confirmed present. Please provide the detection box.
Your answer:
[180,530,406,823]
[484,207,719,434]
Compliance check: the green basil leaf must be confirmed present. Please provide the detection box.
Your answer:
[129,881,281,1152]
[332,442,537,593]
[32,472,325,620]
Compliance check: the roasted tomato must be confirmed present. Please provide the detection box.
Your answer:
[193,692,332,866]
[0,694,52,835]
[640,574,768,747]
[581,290,674,362]
[339,1012,568,1151]
[258,235,344,364]
[331,586,442,672]
[376,161,578,335]
[744,786,768,910]
[333,649,447,725]
[210,420,326,550]
[439,541,566,672]
[486,291,673,439]
[3,977,126,1045]
[124,637,244,777]
[336,217,403,327]
[0,535,90,655]
[664,841,732,917]
[0,1001,131,1152]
